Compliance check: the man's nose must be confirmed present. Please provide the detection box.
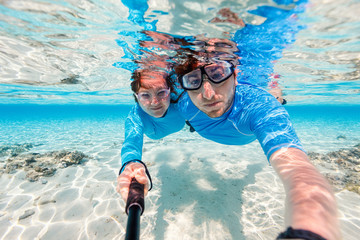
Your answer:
[201,77,215,100]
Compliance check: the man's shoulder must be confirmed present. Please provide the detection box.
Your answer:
[235,82,273,100]
[232,82,281,117]
[236,81,265,91]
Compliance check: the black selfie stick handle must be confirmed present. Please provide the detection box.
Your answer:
[125,178,144,240]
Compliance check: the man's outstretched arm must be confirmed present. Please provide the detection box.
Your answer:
[270,148,341,240]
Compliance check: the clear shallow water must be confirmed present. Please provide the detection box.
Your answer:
[1,0,360,239]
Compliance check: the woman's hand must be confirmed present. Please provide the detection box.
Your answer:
[117,162,149,202]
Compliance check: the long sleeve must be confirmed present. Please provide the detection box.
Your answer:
[121,105,144,165]
[120,103,185,166]
[237,84,304,159]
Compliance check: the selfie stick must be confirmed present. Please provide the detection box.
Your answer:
[125,178,145,240]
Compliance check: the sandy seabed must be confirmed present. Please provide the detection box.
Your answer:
[0,137,359,240]
[1,104,360,239]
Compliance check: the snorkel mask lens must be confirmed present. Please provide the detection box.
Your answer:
[180,60,234,90]
[136,88,170,103]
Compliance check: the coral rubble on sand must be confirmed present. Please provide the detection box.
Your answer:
[0,143,34,157]
[309,144,360,194]
[0,144,88,182]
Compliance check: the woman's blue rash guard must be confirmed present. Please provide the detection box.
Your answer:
[121,103,185,166]
[176,82,304,160]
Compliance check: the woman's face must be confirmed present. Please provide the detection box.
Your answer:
[136,72,171,118]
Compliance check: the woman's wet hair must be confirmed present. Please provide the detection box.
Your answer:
[130,68,181,103]
[130,69,170,93]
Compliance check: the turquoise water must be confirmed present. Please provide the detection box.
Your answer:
[1,0,360,239]
[1,104,359,151]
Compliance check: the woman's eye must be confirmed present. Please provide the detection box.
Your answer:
[139,93,151,99]
[157,90,167,98]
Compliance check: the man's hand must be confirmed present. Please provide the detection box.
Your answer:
[117,162,149,202]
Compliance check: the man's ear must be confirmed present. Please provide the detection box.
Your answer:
[233,73,238,86]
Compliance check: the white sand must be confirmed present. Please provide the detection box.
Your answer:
[1,134,359,239]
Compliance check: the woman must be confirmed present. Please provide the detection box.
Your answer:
[117,68,185,201]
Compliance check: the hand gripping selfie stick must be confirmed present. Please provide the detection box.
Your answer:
[125,178,144,240]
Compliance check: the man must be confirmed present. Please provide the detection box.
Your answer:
[175,57,340,240]
[119,57,340,240]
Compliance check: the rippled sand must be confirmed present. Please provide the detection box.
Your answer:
[1,137,359,240]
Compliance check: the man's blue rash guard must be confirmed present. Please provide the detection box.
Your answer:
[176,82,304,160]
[121,103,185,166]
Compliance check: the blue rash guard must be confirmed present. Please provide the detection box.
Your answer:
[121,103,185,166]
[120,82,304,169]
[176,82,304,160]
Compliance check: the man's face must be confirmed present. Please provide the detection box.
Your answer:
[187,73,237,118]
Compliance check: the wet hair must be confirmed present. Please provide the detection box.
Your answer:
[174,45,240,77]
[174,55,202,76]
[174,55,239,78]
[130,69,181,103]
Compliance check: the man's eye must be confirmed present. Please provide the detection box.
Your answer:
[211,72,224,79]
[208,67,224,75]
[190,79,201,86]
[207,66,226,79]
